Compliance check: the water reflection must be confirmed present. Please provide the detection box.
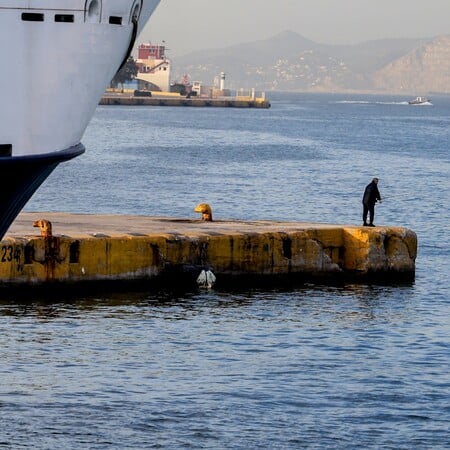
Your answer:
[0,282,416,324]
[0,282,445,450]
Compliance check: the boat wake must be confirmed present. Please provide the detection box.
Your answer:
[332,100,411,106]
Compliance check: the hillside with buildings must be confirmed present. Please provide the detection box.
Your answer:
[170,31,450,94]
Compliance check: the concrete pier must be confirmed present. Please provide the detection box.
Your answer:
[0,212,417,288]
[100,94,271,109]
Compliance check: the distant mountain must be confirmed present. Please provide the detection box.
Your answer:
[170,31,450,94]
[373,35,450,93]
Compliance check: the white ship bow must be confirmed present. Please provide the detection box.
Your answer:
[0,0,161,238]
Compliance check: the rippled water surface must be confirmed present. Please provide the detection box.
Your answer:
[1,93,449,448]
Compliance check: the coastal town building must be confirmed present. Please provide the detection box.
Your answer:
[135,43,171,92]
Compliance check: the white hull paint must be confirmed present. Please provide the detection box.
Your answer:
[0,0,160,156]
[0,1,161,238]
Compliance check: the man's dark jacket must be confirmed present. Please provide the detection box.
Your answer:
[362,182,381,205]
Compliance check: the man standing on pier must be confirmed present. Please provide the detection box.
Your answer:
[362,177,381,227]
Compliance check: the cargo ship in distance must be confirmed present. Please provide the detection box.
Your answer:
[0,0,161,239]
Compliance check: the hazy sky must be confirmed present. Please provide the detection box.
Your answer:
[140,0,450,56]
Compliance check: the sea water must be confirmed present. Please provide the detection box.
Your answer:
[1,93,449,449]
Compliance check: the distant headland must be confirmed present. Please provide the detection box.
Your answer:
[171,30,450,95]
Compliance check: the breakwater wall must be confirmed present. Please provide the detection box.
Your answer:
[100,94,271,108]
[0,213,417,289]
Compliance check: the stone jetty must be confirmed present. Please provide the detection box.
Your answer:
[0,212,417,289]
[99,93,271,108]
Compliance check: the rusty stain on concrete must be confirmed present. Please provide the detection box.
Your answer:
[0,212,417,287]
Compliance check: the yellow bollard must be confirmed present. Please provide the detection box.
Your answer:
[194,203,213,222]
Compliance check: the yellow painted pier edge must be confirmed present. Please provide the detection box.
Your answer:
[0,213,417,290]
[100,94,271,109]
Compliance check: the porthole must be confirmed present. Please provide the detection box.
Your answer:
[84,0,101,23]
[21,12,44,22]
[55,14,74,23]
[109,16,122,25]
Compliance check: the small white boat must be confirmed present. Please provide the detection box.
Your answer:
[408,96,432,105]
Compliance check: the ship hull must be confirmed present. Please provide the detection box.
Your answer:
[0,0,161,157]
[0,0,161,238]
[0,144,85,239]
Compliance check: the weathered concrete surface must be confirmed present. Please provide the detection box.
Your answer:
[0,212,417,287]
[100,94,271,108]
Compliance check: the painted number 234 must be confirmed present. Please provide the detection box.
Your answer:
[1,245,20,263]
